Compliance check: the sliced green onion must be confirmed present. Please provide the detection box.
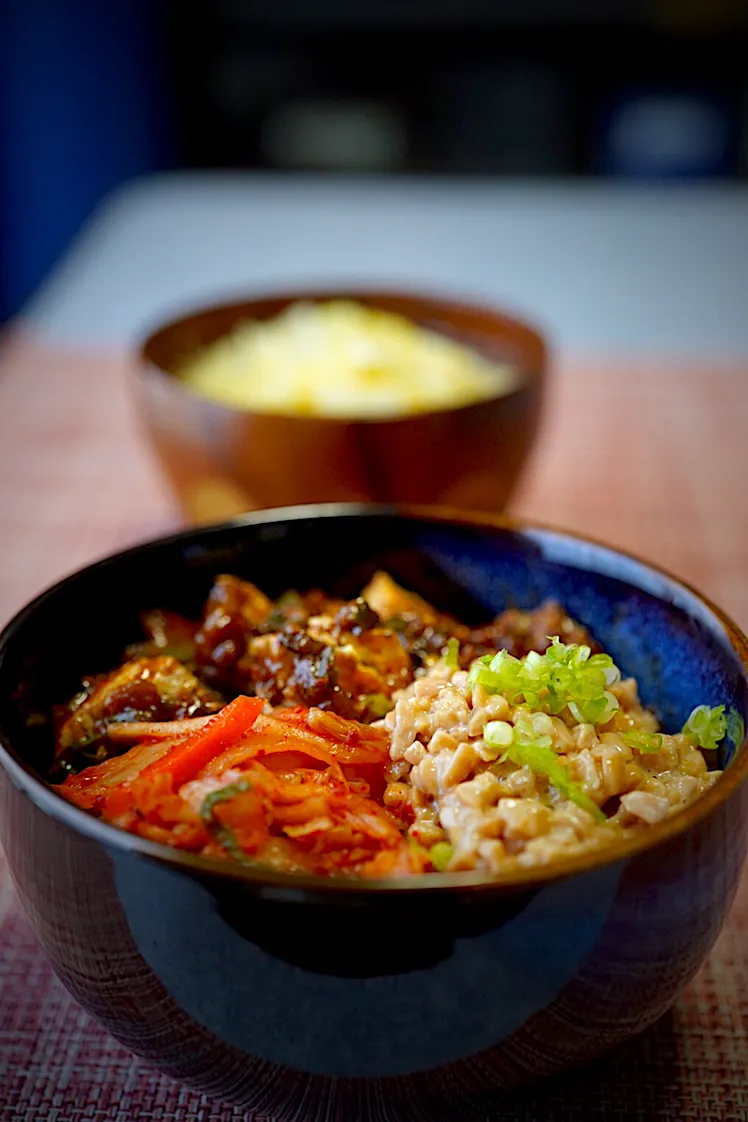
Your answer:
[484,720,514,749]
[467,636,620,728]
[528,711,554,738]
[486,715,606,824]
[620,730,664,754]
[569,691,619,726]
[480,719,514,761]
[682,705,727,751]
[200,780,256,865]
[443,637,460,669]
[200,779,252,821]
[505,733,607,825]
[362,692,394,719]
[513,715,553,751]
[468,662,504,691]
[429,842,454,871]
[727,708,745,749]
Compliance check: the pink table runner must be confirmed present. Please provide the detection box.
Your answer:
[1,333,747,1120]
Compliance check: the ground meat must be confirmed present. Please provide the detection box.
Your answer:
[124,609,200,663]
[461,600,601,664]
[194,575,345,695]
[242,630,338,710]
[190,572,600,719]
[61,573,602,759]
[54,655,223,764]
[380,604,597,670]
[360,572,597,670]
[238,610,413,720]
[194,575,275,693]
[193,576,415,720]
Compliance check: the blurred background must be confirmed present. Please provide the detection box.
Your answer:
[2,0,748,325]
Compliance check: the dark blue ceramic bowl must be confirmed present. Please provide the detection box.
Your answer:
[1,506,747,1122]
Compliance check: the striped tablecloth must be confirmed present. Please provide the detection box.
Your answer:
[1,333,747,1121]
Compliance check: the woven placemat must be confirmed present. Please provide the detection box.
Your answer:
[1,840,746,1121]
[2,336,748,1119]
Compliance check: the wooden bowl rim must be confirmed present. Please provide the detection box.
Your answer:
[137,287,548,426]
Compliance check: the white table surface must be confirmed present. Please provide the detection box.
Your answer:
[21,173,748,357]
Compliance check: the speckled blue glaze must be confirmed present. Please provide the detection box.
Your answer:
[420,524,746,763]
[111,846,622,1077]
[1,507,746,1122]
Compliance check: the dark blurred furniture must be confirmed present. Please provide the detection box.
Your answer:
[168,0,748,178]
[4,0,748,323]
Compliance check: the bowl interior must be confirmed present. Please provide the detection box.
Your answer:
[1,508,746,792]
[141,289,547,395]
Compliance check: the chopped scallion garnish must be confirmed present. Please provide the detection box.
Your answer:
[200,780,255,865]
[682,705,727,751]
[620,730,664,754]
[727,708,745,749]
[468,636,620,727]
[429,842,454,871]
[362,693,394,719]
[484,717,607,823]
[483,720,514,749]
[200,779,252,821]
[443,637,460,670]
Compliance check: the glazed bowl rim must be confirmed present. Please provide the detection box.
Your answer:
[1,503,746,898]
[137,286,547,427]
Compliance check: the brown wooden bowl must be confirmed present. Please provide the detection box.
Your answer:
[136,290,547,524]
